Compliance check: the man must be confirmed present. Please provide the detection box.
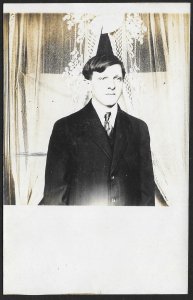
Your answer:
[40,55,155,205]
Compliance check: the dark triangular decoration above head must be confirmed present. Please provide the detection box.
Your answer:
[96,33,114,56]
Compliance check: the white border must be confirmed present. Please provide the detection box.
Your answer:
[3,3,191,14]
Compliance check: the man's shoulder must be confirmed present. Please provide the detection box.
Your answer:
[120,109,148,129]
[53,103,89,129]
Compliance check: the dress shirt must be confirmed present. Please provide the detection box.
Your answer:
[92,98,118,129]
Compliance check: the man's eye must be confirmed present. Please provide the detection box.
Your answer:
[98,77,107,80]
[115,77,122,81]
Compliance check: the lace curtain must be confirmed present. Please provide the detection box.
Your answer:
[3,12,190,205]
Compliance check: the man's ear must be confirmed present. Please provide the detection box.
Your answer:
[83,78,92,96]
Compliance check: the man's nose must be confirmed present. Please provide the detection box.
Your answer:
[107,80,115,90]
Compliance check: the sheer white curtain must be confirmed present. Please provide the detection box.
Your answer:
[3,12,190,205]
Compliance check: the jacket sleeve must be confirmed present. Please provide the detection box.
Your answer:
[139,121,155,205]
[39,121,70,205]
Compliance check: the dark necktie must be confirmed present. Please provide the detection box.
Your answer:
[104,112,112,136]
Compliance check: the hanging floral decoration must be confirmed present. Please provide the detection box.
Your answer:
[62,13,146,76]
[125,13,147,72]
[62,13,97,108]
[125,13,147,106]
[126,13,147,45]
[62,13,96,77]
[63,49,84,77]
[63,13,95,44]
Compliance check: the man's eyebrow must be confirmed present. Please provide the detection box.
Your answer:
[98,76,108,79]
[98,75,123,79]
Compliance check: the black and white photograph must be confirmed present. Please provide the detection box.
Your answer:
[3,2,190,295]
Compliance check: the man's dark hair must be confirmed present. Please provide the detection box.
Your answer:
[82,55,126,80]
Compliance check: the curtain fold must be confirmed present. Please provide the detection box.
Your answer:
[3,13,190,205]
[3,14,15,204]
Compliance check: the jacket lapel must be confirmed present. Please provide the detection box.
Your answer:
[80,101,112,160]
[110,108,131,174]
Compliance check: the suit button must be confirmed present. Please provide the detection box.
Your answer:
[112,198,116,203]
[111,176,115,180]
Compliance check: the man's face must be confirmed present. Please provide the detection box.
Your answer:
[91,64,124,108]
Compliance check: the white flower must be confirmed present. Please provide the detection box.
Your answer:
[63,15,70,21]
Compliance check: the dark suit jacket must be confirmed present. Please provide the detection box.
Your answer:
[40,101,155,205]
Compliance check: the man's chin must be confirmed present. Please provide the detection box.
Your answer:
[93,96,119,108]
[106,103,116,108]
[103,98,118,107]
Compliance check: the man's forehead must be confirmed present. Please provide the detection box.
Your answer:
[93,64,123,77]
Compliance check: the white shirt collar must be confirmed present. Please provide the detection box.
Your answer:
[92,99,118,128]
